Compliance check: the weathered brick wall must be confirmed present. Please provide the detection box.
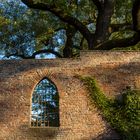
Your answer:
[0,51,140,140]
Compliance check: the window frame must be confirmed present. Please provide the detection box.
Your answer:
[29,77,60,128]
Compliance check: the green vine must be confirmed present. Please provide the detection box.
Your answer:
[80,76,140,140]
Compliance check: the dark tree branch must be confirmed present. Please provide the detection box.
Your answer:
[73,45,81,50]
[63,26,76,58]
[21,0,140,51]
[96,33,140,50]
[109,23,132,33]
[38,27,66,46]
[92,0,102,10]
[96,0,140,50]
[93,0,115,46]
[85,0,116,49]
[21,0,91,41]
[7,49,63,59]
[132,0,140,31]
[80,37,85,50]
[32,49,63,58]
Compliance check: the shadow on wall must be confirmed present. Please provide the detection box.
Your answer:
[0,60,140,82]
[86,61,140,96]
[0,99,12,122]
[91,130,121,140]
[18,125,59,138]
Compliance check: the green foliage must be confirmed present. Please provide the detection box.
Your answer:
[112,0,133,24]
[113,42,140,51]
[110,30,135,40]
[80,76,140,140]
[0,0,65,58]
[0,16,10,27]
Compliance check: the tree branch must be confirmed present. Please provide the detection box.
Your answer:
[6,49,63,59]
[92,0,102,10]
[21,0,91,40]
[109,23,132,33]
[32,49,63,58]
[93,0,115,46]
[96,33,140,50]
[63,25,76,58]
[97,0,140,50]
[73,45,81,50]
[132,0,140,31]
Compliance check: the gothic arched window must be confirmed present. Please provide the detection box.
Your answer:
[31,78,59,127]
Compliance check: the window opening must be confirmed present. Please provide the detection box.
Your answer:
[31,78,59,127]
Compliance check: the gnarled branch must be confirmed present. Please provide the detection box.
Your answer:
[6,49,62,59]
[21,0,91,40]
[97,0,140,50]
[92,0,102,10]
[96,33,140,50]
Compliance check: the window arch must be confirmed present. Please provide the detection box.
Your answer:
[31,78,60,127]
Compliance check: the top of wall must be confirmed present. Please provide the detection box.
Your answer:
[80,50,140,66]
[0,51,140,69]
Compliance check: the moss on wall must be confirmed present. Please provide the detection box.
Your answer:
[80,76,140,140]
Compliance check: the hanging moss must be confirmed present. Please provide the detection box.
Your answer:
[80,76,140,140]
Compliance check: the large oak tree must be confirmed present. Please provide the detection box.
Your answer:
[21,0,140,56]
[0,0,140,58]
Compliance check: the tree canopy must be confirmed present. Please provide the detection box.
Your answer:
[0,0,140,59]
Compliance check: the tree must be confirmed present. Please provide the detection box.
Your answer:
[0,0,140,59]
[21,0,140,53]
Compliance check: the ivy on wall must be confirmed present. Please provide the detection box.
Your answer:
[80,76,140,140]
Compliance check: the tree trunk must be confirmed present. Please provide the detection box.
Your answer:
[93,0,115,47]
[97,0,140,50]
[63,26,76,58]
[132,0,140,32]
[87,37,95,50]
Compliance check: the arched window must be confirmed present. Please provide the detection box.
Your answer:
[31,78,59,127]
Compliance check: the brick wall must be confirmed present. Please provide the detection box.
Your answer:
[0,51,140,140]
